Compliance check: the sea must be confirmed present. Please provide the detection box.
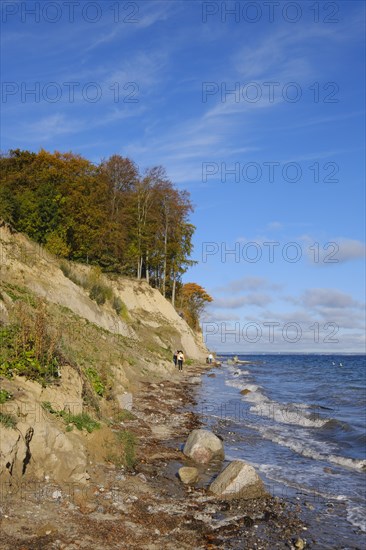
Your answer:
[194,354,366,549]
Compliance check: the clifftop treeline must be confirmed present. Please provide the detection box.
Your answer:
[0,149,196,305]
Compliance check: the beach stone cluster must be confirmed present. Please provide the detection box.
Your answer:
[181,428,266,500]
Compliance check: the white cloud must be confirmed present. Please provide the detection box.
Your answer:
[215,276,281,293]
[303,237,366,265]
[212,293,272,309]
[335,238,366,263]
[301,288,361,309]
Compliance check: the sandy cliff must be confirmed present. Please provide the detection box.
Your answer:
[0,222,207,484]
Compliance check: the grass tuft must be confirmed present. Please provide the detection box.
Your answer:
[0,412,17,429]
[41,401,100,433]
[105,429,137,470]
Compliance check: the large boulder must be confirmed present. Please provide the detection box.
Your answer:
[209,460,266,500]
[183,429,224,464]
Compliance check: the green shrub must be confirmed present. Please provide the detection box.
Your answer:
[106,430,137,470]
[89,283,113,305]
[41,401,55,414]
[114,409,136,422]
[1,283,36,306]
[0,311,60,384]
[45,231,70,257]
[41,402,100,433]
[60,262,87,288]
[118,430,136,469]
[85,367,105,396]
[60,261,71,278]
[0,412,17,429]
[112,296,128,319]
[66,413,100,433]
[0,389,13,404]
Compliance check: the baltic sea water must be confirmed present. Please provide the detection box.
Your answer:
[194,354,366,549]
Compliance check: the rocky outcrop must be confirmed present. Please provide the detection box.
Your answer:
[183,429,224,464]
[209,460,266,500]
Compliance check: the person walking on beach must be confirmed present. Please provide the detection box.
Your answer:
[173,350,178,367]
[208,353,213,364]
[177,350,185,371]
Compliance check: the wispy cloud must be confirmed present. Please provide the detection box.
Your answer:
[300,288,362,309]
[211,293,273,309]
[215,276,282,294]
[301,236,366,265]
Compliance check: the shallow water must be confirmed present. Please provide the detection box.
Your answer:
[194,354,366,549]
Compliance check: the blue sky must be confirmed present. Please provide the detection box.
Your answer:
[1,0,365,352]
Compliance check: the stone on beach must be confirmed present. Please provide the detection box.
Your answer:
[178,466,199,484]
[209,460,266,500]
[183,429,224,464]
[116,392,133,411]
[240,389,251,395]
[188,376,201,384]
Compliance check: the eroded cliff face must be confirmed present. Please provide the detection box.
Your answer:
[1,367,89,484]
[0,222,207,359]
[0,222,207,485]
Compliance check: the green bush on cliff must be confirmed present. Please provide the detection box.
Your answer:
[0,389,13,404]
[41,401,100,432]
[0,296,62,384]
[60,261,87,287]
[85,367,105,397]
[89,283,113,305]
[114,409,136,422]
[66,412,100,433]
[0,412,17,429]
[112,296,128,320]
[0,323,60,384]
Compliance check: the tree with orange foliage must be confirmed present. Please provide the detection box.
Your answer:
[179,283,213,330]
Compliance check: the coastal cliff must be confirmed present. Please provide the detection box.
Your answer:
[0,221,207,485]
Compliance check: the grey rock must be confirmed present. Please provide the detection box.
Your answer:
[183,429,224,464]
[178,466,199,484]
[209,460,266,500]
[116,392,133,411]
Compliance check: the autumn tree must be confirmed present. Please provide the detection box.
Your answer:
[0,149,201,301]
[178,283,213,330]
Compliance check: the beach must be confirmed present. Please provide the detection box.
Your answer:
[0,362,306,550]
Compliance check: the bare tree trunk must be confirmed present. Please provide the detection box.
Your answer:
[172,273,176,307]
[137,257,143,279]
[162,218,168,297]
[146,250,150,284]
